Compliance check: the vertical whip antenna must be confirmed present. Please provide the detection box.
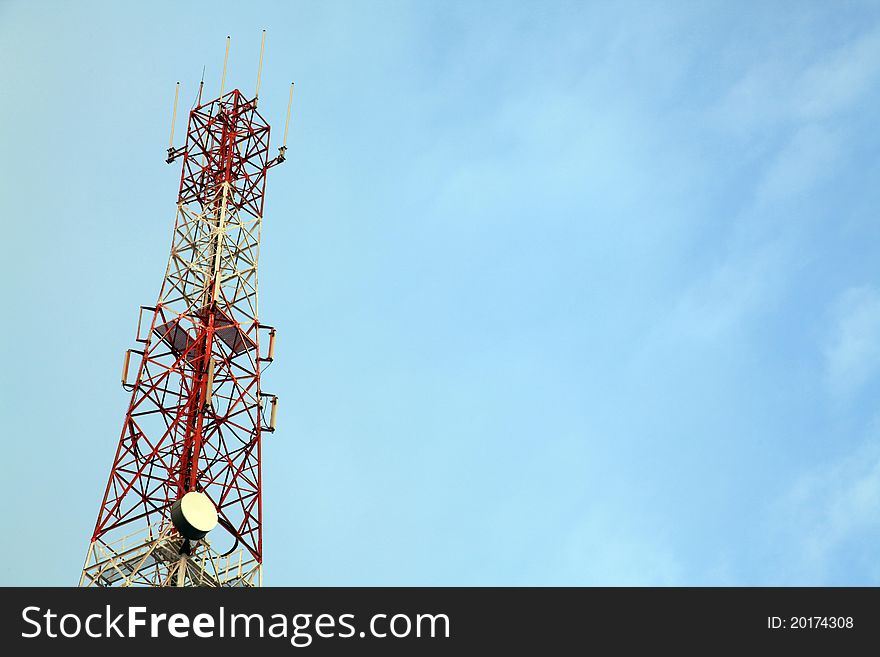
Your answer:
[283,82,294,148]
[219,36,231,98]
[267,82,295,167]
[196,65,205,106]
[255,30,266,101]
[169,82,180,149]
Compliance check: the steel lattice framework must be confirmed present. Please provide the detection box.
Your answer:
[80,84,287,587]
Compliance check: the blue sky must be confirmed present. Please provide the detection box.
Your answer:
[2,0,880,585]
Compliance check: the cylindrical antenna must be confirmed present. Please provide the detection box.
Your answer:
[219,36,231,98]
[269,395,278,432]
[267,329,276,361]
[283,82,294,148]
[255,30,266,100]
[169,82,180,149]
[121,350,132,386]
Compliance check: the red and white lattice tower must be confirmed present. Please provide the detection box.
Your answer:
[80,36,292,587]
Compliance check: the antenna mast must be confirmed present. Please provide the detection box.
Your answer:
[81,33,290,587]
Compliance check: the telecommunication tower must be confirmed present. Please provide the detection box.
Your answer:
[80,34,293,587]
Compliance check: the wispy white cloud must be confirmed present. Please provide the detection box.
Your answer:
[630,239,791,354]
[754,124,842,206]
[671,246,783,341]
[793,26,880,120]
[776,433,880,583]
[717,25,880,131]
[825,286,880,399]
[681,27,880,353]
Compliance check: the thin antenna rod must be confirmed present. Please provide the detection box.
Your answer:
[283,82,294,148]
[196,66,205,106]
[219,36,231,98]
[255,30,266,100]
[169,82,180,149]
